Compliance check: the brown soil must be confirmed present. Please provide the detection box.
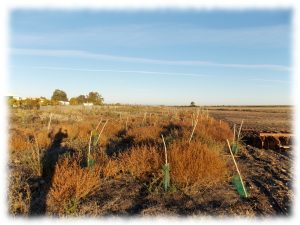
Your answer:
[208,107,293,132]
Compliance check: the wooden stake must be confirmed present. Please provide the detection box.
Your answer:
[95,120,108,146]
[34,135,41,176]
[226,139,248,198]
[88,130,93,157]
[192,113,195,127]
[189,115,199,143]
[237,120,244,141]
[233,124,236,142]
[47,113,53,132]
[161,134,168,164]
[95,118,103,131]
[142,112,147,125]
[125,116,129,130]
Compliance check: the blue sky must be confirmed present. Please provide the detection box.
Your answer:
[9,10,292,105]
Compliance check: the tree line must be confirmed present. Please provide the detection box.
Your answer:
[51,89,104,105]
[7,89,104,109]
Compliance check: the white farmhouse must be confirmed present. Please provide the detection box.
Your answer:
[58,101,70,106]
[83,102,94,106]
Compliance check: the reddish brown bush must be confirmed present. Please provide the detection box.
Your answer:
[47,156,101,214]
[118,145,163,179]
[169,141,229,189]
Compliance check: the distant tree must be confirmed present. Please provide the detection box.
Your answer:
[69,97,78,105]
[51,89,68,102]
[7,98,20,108]
[76,95,87,104]
[39,96,51,106]
[87,91,104,105]
[19,98,40,109]
[50,100,59,106]
[190,101,196,107]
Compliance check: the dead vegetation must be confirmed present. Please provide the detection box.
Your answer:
[7,105,292,217]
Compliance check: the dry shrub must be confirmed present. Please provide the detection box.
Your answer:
[117,145,163,179]
[169,141,229,189]
[103,122,122,137]
[127,126,162,143]
[36,131,51,149]
[102,159,120,177]
[200,117,233,142]
[54,123,78,140]
[73,122,92,139]
[9,133,30,152]
[8,170,31,216]
[184,117,233,147]
[47,156,101,214]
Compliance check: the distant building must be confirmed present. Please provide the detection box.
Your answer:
[7,95,22,100]
[83,102,94,106]
[58,101,70,106]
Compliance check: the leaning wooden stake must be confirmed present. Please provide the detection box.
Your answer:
[226,139,248,198]
[47,113,53,132]
[161,134,170,192]
[189,115,199,143]
[237,120,244,141]
[125,116,129,130]
[88,131,92,156]
[95,120,108,146]
[161,134,168,164]
[34,135,41,176]
[95,117,103,131]
[142,112,147,125]
[233,124,236,142]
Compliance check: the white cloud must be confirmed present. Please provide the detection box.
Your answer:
[11,48,291,71]
[250,78,290,83]
[11,23,290,48]
[18,66,211,78]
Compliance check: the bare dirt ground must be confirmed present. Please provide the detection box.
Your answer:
[207,106,293,216]
[208,106,293,132]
